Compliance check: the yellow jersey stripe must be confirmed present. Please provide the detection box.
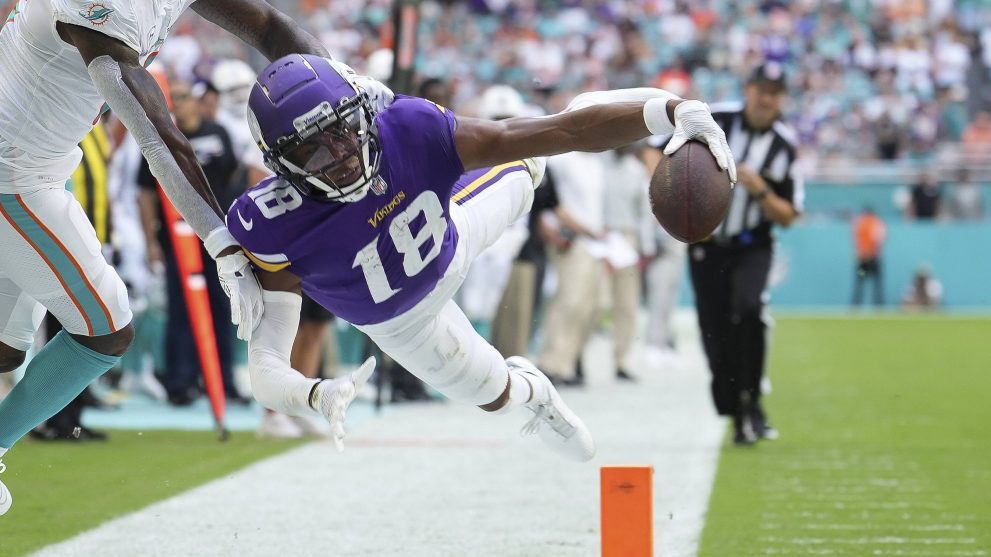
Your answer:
[244,250,291,272]
[450,162,521,203]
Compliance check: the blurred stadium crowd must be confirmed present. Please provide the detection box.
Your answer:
[2,0,991,439]
[134,0,991,173]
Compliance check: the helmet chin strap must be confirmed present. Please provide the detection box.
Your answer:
[293,162,375,202]
[337,186,371,203]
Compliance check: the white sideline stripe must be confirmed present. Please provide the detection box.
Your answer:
[31,310,724,557]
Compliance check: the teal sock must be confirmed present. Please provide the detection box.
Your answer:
[0,331,120,448]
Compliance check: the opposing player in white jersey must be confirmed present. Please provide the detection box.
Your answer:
[0,0,346,516]
[228,55,736,462]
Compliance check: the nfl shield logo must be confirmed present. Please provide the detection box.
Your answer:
[370,176,388,196]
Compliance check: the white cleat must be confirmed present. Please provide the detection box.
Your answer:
[290,414,332,438]
[0,459,11,516]
[508,356,596,462]
[257,411,304,440]
[312,356,376,451]
[119,369,167,402]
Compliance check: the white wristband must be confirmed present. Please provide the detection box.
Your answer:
[204,226,239,260]
[643,97,676,136]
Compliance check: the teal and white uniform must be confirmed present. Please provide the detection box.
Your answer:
[0,0,191,341]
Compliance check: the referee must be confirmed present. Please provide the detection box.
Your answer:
[689,62,804,445]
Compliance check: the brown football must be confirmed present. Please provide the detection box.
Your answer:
[649,140,733,243]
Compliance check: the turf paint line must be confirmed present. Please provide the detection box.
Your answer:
[30,313,725,557]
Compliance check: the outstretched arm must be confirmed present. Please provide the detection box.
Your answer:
[455,88,736,183]
[249,269,372,450]
[455,103,663,168]
[61,23,265,339]
[192,0,329,60]
[61,23,228,244]
[247,269,311,415]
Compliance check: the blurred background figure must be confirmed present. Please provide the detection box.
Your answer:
[454,85,529,338]
[639,141,688,367]
[211,59,271,192]
[491,168,560,360]
[902,265,944,311]
[851,206,886,308]
[961,111,991,167]
[107,63,172,405]
[689,63,803,446]
[600,145,652,381]
[484,85,558,361]
[536,151,609,387]
[947,169,985,221]
[417,76,453,109]
[906,171,944,221]
[137,81,245,408]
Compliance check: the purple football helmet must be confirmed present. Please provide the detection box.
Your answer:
[247,54,383,201]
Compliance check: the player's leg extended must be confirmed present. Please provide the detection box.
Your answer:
[611,245,641,376]
[0,188,133,454]
[359,299,595,461]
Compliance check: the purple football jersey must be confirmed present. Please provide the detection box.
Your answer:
[227,96,466,325]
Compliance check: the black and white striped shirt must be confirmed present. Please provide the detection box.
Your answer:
[708,101,804,248]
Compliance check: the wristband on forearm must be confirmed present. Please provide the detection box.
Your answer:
[643,97,677,136]
[204,227,239,260]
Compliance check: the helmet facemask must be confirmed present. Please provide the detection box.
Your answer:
[264,95,384,202]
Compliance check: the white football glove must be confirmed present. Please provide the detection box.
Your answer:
[327,59,395,114]
[663,100,737,184]
[312,356,377,451]
[216,252,264,341]
[205,227,263,341]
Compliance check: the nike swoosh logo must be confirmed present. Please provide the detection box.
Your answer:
[237,210,254,231]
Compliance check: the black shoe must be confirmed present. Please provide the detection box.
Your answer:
[733,413,758,446]
[78,387,118,410]
[390,388,433,403]
[28,425,59,441]
[225,392,253,406]
[750,405,779,440]
[167,389,198,407]
[615,369,636,382]
[560,375,585,387]
[73,426,109,441]
[29,424,108,441]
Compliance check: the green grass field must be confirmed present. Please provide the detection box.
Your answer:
[0,430,303,557]
[699,315,991,556]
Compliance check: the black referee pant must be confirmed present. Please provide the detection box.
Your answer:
[689,242,772,417]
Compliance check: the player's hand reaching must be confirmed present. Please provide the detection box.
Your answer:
[205,227,264,341]
[216,252,264,341]
[311,356,376,451]
[663,100,737,185]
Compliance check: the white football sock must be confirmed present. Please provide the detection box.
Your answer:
[508,369,534,406]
